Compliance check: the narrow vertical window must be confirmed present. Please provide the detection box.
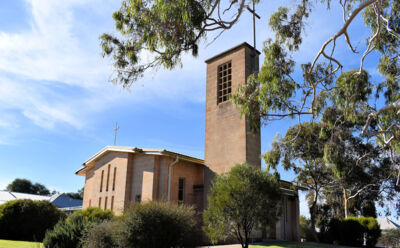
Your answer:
[217,61,232,104]
[100,170,104,192]
[98,197,102,208]
[105,196,108,210]
[106,164,110,192]
[178,178,185,204]
[135,195,141,203]
[89,199,91,207]
[112,167,117,191]
[111,196,114,211]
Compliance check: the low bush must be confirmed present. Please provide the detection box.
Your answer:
[0,199,65,241]
[43,207,114,248]
[81,221,119,248]
[117,201,197,248]
[347,216,381,247]
[71,207,114,222]
[320,216,381,247]
[42,214,85,248]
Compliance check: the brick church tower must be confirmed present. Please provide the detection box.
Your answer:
[204,42,261,183]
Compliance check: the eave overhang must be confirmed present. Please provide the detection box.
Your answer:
[75,146,204,176]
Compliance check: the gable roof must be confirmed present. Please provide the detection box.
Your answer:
[76,146,204,175]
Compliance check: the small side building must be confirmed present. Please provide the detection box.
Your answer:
[0,191,82,214]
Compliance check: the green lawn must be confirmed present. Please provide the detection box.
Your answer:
[0,240,43,248]
[251,242,354,248]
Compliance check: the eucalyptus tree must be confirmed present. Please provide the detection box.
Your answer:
[264,122,330,241]
[102,0,400,182]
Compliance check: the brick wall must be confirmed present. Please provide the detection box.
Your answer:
[204,44,261,175]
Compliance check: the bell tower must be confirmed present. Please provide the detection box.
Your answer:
[204,42,261,176]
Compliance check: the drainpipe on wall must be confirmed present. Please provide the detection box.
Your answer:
[167,156,179,202]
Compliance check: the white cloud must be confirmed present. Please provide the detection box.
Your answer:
[0,0,373,135]
[0,0,208,134]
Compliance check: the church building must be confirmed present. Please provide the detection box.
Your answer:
[76,43,300,241]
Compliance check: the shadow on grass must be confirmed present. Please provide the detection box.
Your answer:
[251,241,357,248]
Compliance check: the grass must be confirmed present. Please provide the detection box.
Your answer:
[251,242,354,248]
[0,240,43,248]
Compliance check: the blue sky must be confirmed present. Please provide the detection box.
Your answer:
[0,0,383,217]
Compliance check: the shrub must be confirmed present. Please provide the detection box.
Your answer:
[0,199,65,241]
[70,207,114,223]
[81,221,119,248]
[203,163,281,248]
[117,201,197,248]
[43,215,85,248]
[347,216,381,247]
[43,207,114,248]
[321,216,381,247]
[340,218,366,246]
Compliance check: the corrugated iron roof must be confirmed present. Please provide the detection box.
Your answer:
[0,191,82,208]
[0,191,50,203]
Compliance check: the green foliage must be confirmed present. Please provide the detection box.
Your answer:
[43,207,114,248]
[64,188,84,200]
[320,217,381,247]
[203,163,281,248]
[299,216,316,242]
[6,178,50,196]
[80,221,119,248]
[43,215,85,248]
[101,0,208,87]
[380,228,400,248]
[232,0,400,134]
[69,207,114,223]
[331,70,371,122]
[117,201,197,248]
[0,199,65,242]
[269,1,311,51]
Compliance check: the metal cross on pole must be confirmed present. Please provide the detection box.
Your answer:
[113,122,119,146]
[246,1,260,72]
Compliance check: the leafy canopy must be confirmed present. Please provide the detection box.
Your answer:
[6,178,50,196]
[103,0,400,157]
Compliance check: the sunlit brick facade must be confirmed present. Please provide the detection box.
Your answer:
[76,43,300,241]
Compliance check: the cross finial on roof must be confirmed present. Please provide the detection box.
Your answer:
[114,122,119,146]
[246,2,260,72]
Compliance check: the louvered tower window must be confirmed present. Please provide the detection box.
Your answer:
[217,61,232,104]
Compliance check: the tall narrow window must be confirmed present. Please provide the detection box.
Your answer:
[106,164,110,192]
[112,167,117,191]
[105,196,108,210]
[98,197,102,208]
[111,196,114,211]
[89,199,91,207]
[100,170,104,192]
[135,195,141,203]
[178,178,185,204]
[217,61,232,104]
